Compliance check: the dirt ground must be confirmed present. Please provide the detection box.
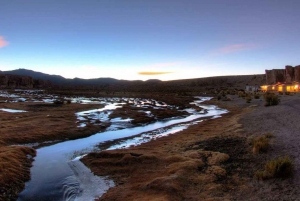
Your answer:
[82,94,300,201]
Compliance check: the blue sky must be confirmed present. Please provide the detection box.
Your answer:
[1,0,300,80]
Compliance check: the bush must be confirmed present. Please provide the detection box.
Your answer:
[255,156,294,180]
[264,92,280,106]
[254,93,260,99]
[246,95,252,103]
[238,91,247,98]
[252,136,269,154]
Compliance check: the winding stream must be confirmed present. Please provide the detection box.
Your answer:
[17,97,227,201]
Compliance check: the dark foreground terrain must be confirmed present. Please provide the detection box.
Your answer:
[1,88,299,200]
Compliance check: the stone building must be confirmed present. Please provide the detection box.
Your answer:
[265,65,300,85]
[262,65,300,92]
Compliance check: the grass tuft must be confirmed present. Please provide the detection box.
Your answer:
[252,135,269,154]
[255,156,294,180]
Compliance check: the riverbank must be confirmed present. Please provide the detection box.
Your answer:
[0,92,197,200]
[82,94,300,200]
[2,91,300,200]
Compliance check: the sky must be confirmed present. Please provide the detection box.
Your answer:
[1,0,300,81]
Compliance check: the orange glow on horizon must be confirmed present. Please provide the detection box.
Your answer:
[138,72,173,75]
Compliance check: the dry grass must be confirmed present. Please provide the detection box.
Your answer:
[255,156,294,180]
[0,146,36,201]
[0,102,107,145]
[252,133,274,154]
[252,136,269,154]
[81,104,253,201]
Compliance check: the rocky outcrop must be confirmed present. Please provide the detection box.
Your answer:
[265,65,300,84]
[294,65,300,82]
[0,74,52,88]
[285,65,294,83]
[265,69,285,84]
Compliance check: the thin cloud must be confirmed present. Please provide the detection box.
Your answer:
[138,61,180,76]
[213,43,258,55]
[0,36,9,48]
[138,72,173,75]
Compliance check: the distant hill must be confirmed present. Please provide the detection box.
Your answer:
[1,68,265,92]
[2,69,66,83]
[1,69,121,85]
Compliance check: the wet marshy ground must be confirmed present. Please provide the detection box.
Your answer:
[0,89,228,201]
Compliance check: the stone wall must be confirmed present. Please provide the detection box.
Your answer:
[265,65,300,84]
[265,69,285,84]
[294,65,300,82]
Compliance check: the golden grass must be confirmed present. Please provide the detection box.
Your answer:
[251,133,274,154]
[252,136,269,154]
[0,146,36,201]
[255,156,294,180]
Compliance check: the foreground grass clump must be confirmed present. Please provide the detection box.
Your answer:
[255,156,294,180]
[0,146,36,201]
[252,133,273,154]
[264,92,280,106]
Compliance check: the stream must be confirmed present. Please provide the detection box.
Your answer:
[17,96,227,201]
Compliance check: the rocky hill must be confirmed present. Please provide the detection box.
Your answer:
[0,74,52,89]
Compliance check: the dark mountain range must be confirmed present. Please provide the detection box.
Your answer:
[1,69,123,85]
[0,68,265,92]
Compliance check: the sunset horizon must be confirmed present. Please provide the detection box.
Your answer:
[1,1,300,81]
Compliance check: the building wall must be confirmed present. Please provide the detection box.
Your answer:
[265,69,285,84]
[265,65,300,84]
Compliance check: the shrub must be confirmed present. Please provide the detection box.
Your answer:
[254,93,260,99]
[252,136,269,154]
[264,92,280,106]
[255,156,294,180]
[238,91,246,98]
[246,95,252,103]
